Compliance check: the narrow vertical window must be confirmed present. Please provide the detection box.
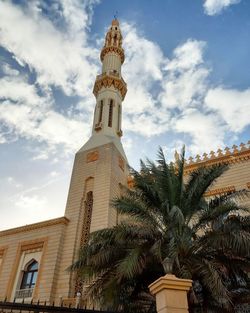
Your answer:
[98,100,103,123]
[108,99,113,127]
[118,104,121,131]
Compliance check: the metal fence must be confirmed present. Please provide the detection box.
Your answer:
[0,299,116,313]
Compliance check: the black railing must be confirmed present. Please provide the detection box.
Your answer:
[0,299,116,313]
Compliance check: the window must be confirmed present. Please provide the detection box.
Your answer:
[98,100,103,123]
[118,104,121,130]
[20,260,38,290]
[108,100,113,127]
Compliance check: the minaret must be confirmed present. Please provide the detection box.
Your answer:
[54,19,128,299]
[81,18,127,160]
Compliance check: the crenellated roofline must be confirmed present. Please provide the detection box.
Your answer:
[183,141,250,174]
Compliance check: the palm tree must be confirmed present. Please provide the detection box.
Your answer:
[71,147,250,313]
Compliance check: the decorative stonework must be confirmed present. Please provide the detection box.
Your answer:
[204,186,236,197]
[93,74,127,100]
[184,141,250,174]
[127,175,134,188]
[100,46,125,64]
[86,150,99,163]
[80,192,94,246]
[118,156,125,171]
[75,191,94,295]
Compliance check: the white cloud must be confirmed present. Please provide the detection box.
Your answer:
[15,194,47,211]
[1,63,19,76]
[159,39,210,109]
[7,177,22,188]
[166,40,205,71]
[203,0,241,16]
[0,100,87,155]
[122,22,170,136]
[0,74,90,155]
[0,1,97,157]
[122,22,165,113]
[205,87,250,132]
[0,76,49,108]
[162,139,186,162]
[50,171,59,177]
[173,109,226,155]
[0,0,99,96]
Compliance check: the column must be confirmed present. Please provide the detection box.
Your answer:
[149,274,192,313]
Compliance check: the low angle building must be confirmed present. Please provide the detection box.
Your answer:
[0,18,249,304]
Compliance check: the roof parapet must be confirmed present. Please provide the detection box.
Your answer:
[184,141,250,173]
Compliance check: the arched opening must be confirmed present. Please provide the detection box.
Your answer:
[20,259,38,290]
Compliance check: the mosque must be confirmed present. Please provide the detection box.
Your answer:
[0,19,249,305]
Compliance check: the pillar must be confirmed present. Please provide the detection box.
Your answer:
[149,274,192,313]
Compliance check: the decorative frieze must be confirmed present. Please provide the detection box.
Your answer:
[93,73,127,100]
[86,150,99,163]
[127,175,134,188]
[100,46,125,64]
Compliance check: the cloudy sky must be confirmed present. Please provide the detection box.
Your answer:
[0,0,249,230]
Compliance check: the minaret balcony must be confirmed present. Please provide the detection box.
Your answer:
[93,73,127,100]
[100,46,125,64]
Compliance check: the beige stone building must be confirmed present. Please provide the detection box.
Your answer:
[0,19,249,305]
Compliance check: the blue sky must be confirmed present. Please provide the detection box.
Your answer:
[0,0,249,230]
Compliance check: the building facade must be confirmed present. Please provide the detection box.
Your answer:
[0,19,249,304]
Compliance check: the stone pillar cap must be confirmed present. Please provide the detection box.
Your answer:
[149,274,192,295]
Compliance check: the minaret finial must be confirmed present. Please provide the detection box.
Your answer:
[114,11,118,20]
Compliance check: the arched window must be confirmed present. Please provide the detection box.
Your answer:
[108,99,113,127]
[20,260,38,290]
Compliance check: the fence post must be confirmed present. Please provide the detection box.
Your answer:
[149,274,192,313]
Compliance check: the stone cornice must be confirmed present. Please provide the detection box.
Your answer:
[93,73,127,100]
[100,46,125,64]
[0,216,69,237]
[184,142,250,174]
[149,274,192,294]
[204,186,235,197]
